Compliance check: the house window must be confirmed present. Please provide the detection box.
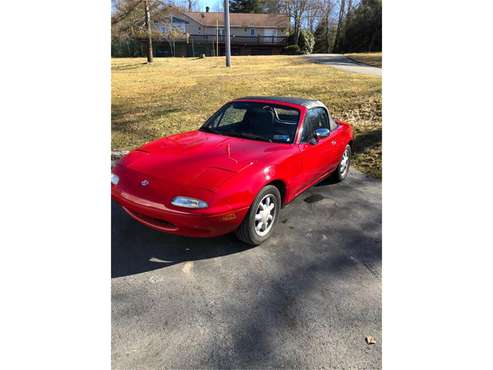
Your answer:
[171,17,187,32]
[250,29,255,36]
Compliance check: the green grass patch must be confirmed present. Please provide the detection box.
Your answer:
[112,56,381,177]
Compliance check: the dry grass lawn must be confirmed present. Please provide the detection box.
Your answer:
[344,52,382,68]
[112,56,381,177]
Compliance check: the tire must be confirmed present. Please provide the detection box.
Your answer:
[332,144,351,182]
[235,185,281,245]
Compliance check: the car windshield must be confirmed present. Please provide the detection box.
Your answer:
[200,101,300,143]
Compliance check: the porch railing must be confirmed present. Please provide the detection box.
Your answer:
[189,34,288,45]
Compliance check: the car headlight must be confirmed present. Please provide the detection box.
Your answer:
[171,196,208,209]
[111,173,119,185]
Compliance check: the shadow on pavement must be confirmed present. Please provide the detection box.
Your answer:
[111,201,255,278]
[112,172,378,278]
[112,170,382,368]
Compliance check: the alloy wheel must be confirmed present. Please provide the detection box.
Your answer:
[339,146,350,176]
[254,194,276,237]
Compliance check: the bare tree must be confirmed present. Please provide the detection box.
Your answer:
[333,0,345,52]
[305,0,323,33]
[112,0,178,58]
[338,0,353,50]
[321,0,335,52]
[187,0,196,11]
[280,0,309,44]
[112,0,142,25]
[346,0,353,17]
[143,0,154,62]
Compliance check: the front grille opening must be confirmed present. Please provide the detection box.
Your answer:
[132,211,176,229]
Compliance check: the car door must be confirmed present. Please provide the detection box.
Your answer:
[297,107,334,187]
[325,113,347,172]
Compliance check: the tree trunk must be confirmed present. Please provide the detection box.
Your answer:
[144,0,153,63]
[341,0,353,51]
[325,19,330,53]
[333,0,346,52]
[369,31,376,52]
[323,3,332,53]
[346,0,353,24]
[294,13,301,44]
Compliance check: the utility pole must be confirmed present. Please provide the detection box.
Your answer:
[216,19,219,57]
[223,0,231,67]
[144,0,153,63]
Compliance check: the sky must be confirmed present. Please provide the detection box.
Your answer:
[111,0,225,14]
[194,0,224,12]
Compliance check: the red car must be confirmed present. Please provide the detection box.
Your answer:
[112,97,353,245]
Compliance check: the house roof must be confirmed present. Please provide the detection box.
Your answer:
[181,11,289,29]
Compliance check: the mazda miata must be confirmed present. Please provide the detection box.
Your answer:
[111,96,353,245]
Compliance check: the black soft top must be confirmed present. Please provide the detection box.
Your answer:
[235,96,327,110]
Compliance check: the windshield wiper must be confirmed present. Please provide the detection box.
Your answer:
[203,128,272,143]
[234,132,272,143]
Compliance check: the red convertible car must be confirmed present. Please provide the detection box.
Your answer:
[112,97,353,245]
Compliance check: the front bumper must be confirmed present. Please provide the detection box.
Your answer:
[112,187,249,238]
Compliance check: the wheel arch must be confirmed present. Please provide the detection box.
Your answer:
[265,179,287,207]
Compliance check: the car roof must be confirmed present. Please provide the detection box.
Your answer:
[234,96,328,110]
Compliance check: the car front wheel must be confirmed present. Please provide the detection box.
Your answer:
[235,185,281,245]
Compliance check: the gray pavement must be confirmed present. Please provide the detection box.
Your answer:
[112,168,382,369]
[305,54,382,77]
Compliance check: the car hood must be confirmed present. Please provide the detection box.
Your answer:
[117,130,292,192]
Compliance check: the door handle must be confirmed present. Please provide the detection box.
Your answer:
[331,140,337,145]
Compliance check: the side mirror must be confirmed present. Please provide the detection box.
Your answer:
[308,128,330,145]
[314,128,330,139]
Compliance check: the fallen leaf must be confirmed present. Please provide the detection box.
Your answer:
[366,336,376,345]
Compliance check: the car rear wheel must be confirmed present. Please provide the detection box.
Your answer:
[332,144,351,182]
[235,185,281,245]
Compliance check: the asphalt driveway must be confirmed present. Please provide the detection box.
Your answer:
[305,54,382,77]
[112,168,381,369]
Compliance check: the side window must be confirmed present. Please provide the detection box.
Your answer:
[301,108,329,142]
[318,108,330,129]
[329,115,338,131]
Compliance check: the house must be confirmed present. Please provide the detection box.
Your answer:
[154,7,290,57]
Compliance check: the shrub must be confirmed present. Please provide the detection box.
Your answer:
[298,29,315,54]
